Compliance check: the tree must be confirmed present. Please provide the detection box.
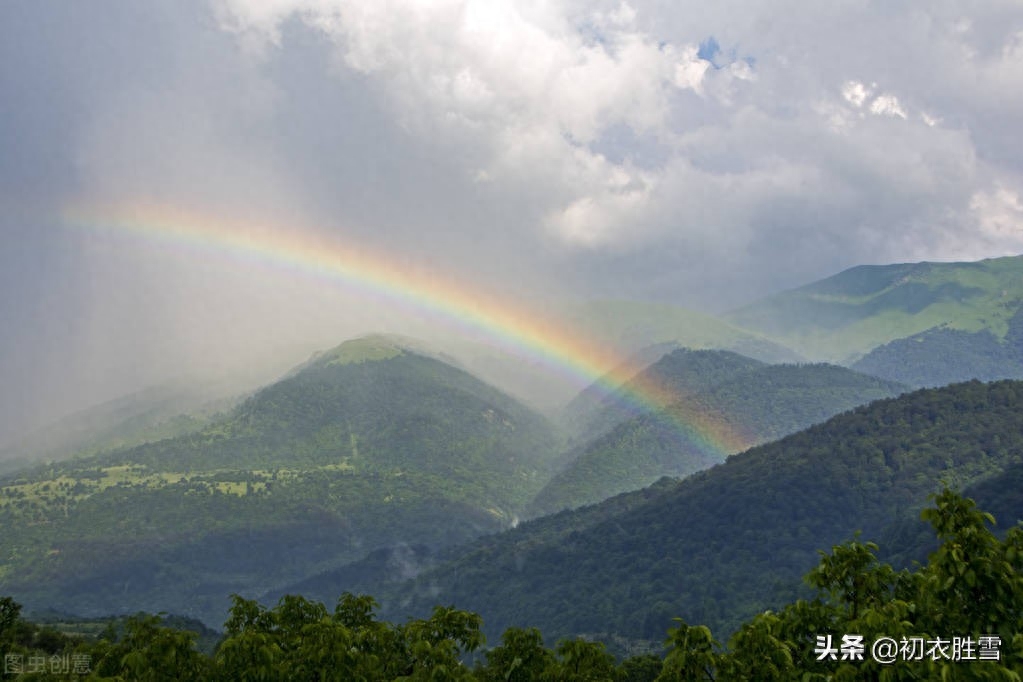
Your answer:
[93,613,210,682]
[919,488,1023,637]
[0,596,21,642]
[213,593,483,681]
[395,605,483,680]
[618,653,663,682]
[544,638,618,681]
[657,619,719,681]
[476,627,553,682]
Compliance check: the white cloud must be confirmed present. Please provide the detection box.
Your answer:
[213,0,1023,273]
[214,0,710,246]
[672,44,711,92]
[841,81,908,120]
[971,184,1023,245]
[869,94,907,119]
[728,59,755,82]
[44,0,1023,304]
[544,160,654,244]
[86,0,1023,287]
[842,80,870,108]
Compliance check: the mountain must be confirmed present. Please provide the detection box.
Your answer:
[851,305,1023,387]
[559,347,766,444]
[348,300,800,418]
[384,380,1023,646]
[532,351,906,515]
[726,255,1023,371]
[0,335,560,627]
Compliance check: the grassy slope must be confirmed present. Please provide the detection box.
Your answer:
[726,255,1023,362]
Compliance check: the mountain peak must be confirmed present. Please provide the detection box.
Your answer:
[309,334,410,368]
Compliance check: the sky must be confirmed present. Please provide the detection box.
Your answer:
[2,0,1023,442]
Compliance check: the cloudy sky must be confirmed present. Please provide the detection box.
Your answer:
[2,0,1023,440]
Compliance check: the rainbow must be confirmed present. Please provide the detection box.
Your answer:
[61,202,751,455]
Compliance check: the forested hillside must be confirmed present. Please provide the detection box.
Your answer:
[389,380,1023,645]
[560,349,766,444]
[0,336,560,628]
[532,355,905,515]
[852,306,1023,387]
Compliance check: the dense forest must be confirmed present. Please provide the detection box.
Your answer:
[2,489,1019,680]
[392,380,1023,644]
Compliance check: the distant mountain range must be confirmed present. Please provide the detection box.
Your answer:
[726,255,1023,386]
[559,346,767,443]
[851,306,1023,387]
[487,254,1023,405]
[10,253,1023,465]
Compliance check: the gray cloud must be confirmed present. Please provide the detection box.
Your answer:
[1,0,1022,441]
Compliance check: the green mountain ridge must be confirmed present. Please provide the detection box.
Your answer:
[531,351,906,516]
[559,347,766,444]
[726,254,1023,366]
[7,252,1023,649]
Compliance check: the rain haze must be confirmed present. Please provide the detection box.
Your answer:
[2,0,1023,445]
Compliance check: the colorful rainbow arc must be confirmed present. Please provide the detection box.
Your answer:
[61,202,750,456]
